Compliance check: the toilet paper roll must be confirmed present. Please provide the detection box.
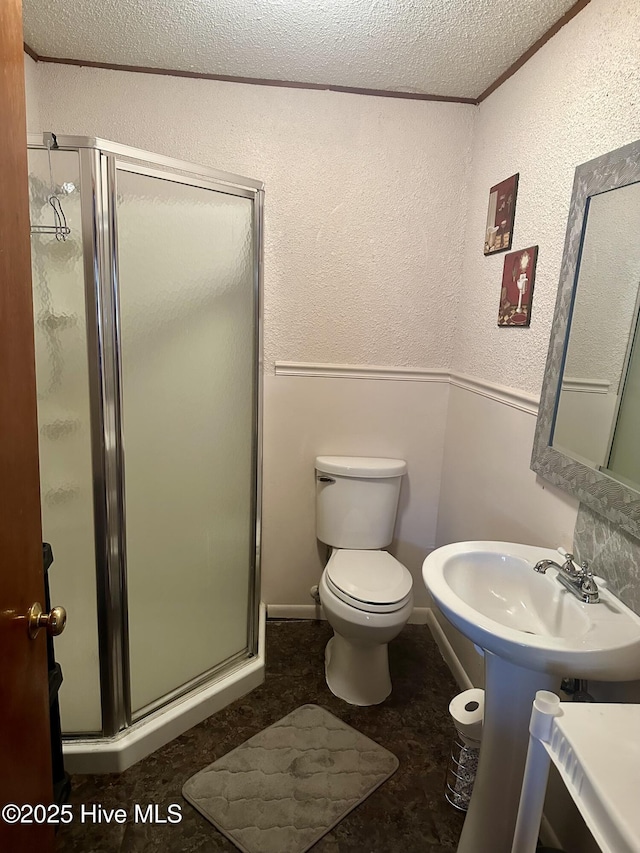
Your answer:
[449,688,484,744]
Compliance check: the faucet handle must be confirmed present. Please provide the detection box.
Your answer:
[561,553,581,575]
[578,561,599,602]
[557,547,577,570]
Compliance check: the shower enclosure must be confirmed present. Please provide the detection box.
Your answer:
[27,134,264,772]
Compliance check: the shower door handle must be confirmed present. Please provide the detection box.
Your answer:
[27,602,67,639]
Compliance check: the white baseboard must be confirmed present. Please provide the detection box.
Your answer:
[267,603,326,620]
[266,604,430,625]
[408,606,430,625]
[425,608,473,691]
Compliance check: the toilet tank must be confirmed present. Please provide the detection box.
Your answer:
[315,456,407,549]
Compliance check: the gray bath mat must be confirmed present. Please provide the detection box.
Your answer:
[182,703,398,853]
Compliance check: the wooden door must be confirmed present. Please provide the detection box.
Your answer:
[0,0,55,849]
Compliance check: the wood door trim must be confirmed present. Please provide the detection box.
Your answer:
[1,1,54,847]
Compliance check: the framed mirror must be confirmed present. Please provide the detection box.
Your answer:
[531,139,640,540]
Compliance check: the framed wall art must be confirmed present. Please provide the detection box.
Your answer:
[484,173,519,255]
[498,245,538,326]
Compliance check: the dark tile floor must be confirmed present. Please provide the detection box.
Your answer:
[55,620,465,853]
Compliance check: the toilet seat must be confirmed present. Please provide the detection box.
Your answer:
[326,550,413,613]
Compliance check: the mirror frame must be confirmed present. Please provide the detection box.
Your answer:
[531,138,640,540]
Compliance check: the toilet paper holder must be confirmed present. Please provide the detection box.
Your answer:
[445,688,485,812]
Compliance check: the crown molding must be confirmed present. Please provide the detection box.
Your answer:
[20,51,478,105]
[22,1,591,105]
[23,41,39,61]
[476,0,590,102]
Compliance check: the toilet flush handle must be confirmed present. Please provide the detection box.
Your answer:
[317,475,335,484]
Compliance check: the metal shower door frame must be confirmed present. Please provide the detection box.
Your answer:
[28,135,264,738]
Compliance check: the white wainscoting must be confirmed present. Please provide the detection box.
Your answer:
[436,381,578,548]
[261,369,450,608]
[554,377,616,467]
[264,362,580,614]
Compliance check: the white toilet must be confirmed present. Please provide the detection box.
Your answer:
[315,456,414,706]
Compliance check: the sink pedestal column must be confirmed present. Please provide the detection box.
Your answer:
[456,653,558,853]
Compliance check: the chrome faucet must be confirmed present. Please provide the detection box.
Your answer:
[533,552,600,604]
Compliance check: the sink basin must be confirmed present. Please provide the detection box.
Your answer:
[422,541,640,853]
[423,540,640,680]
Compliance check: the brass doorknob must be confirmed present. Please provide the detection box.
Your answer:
[27,602,67,639]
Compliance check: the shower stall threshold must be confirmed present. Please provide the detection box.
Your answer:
[63,603,266,774]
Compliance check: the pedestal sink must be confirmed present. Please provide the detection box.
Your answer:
[422,541,640,853]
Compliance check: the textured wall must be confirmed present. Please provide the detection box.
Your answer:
[439,0,640,646]
[27,1,640,390]
[33,64,475,374]
[437,6,640,848]
[453,0,640,396]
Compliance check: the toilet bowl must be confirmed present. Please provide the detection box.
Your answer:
[315,455,414,705]
[319,548,414,706]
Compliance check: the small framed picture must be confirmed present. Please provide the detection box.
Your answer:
[484,173,519,255]
[498,246,538,327]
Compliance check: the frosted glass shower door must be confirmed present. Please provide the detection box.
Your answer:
[29,148,102,734]
[115,166,257,716]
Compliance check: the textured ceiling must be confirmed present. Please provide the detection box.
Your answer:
[23,0,580,99]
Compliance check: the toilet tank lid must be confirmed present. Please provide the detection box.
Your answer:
[315,456,407,478]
